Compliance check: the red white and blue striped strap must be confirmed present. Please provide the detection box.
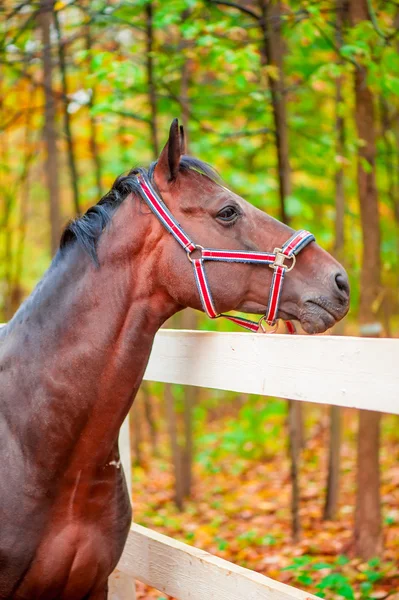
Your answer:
[200,229,314,266]
[136,173,315,333]
[282,229,315,257]
[264,229,315,326]
[193,229,315,328]
[137,174,196,253]
[265,265,286,325]
[201,248,275,264]
[192,258,260,331]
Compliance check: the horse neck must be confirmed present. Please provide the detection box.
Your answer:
[5,196,177,470]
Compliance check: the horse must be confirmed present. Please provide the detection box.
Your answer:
[0,119,349,599]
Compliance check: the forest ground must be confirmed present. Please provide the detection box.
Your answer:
[131,400,399,600]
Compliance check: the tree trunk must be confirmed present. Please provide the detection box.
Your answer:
[324,0,346,522]
[165,383,184,511]
[145,1,158,158]
[118,118,129,167]
[85,16,103,198]
[379,97,395,334]
[1,116,13,321]
[355,410,382,558]
[131,396,142,467]
[142,382,158,456]
[258,0,290,225]
[288,400,301,542]
[258,0,304,539]
[182,389,193,499]
[380,97,398,223]
[54,8,80,215]
[334,9,346,266]
[39,0,61,256]
[181,309,198,498]
[323,404,341,521]
[180,52,192,151]
[7,99,36,320]
[0,69,18,321]
[210,1,291,224]
[395,9,399,235]
[349,0,383,560]
[179,55,195,497]
[3,189,14,320]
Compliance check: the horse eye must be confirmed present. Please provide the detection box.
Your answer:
[216,206,238,222]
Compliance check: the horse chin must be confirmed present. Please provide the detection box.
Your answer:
[296,301,342,334]
[297,313,334,335]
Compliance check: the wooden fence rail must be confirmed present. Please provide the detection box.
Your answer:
[144,330,399,414]
[116,523,318,600]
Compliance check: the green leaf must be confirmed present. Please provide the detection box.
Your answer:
[385,75,399,96]
[339,584,355,600]
[260,534,277,546]
[298,574,313,586]
[90,52,108,71]
[365,570,382,583]
[312,563,332,571]
[215,537,228,551]
[360,157,372,174]
[235,74,247,91]
[384,514,396,525]
[368,557,380,568]
[340,44,360,58]
[360,581,373,594]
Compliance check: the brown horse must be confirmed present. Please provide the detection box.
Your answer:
[0,119,349,599]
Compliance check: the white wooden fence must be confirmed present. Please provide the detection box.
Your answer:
[2,323,397,598]
[110,329,399,600]
[144,330,399,414]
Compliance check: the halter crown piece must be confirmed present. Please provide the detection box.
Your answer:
[137,173,315,334]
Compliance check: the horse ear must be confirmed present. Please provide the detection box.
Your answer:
[154,118,182,186]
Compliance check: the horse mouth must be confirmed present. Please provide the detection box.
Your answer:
[237,299,346,335]
[297,301,339,334]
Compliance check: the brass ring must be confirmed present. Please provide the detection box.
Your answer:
[187,245,204,263]
[284,254,296,272]
[257,316,278,334]
[269,250,296,272]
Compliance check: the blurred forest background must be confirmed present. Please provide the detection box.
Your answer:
[1,0,399,598]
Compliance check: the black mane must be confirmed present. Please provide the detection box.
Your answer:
[60,156,220,266]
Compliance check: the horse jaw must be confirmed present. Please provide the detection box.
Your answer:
[236,299,348,334]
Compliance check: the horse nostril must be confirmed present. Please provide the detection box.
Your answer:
[334,272,350,300]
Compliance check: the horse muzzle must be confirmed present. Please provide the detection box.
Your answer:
[292,269,350,334]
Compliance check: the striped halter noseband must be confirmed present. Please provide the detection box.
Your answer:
[137,173,315,333]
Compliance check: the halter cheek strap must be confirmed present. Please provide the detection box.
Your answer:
[137,173,315,334]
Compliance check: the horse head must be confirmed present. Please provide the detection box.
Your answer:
[145,119,349,334]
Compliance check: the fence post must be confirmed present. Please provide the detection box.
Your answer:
[119,415,132,493]
[109,569,136,600]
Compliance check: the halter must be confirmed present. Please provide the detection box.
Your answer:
[136,173,315,334]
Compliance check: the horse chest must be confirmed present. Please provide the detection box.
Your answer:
[2,468,131,600]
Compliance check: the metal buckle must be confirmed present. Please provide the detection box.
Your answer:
[257,315,278,334]
[269,248,296,272]
[187,245,204,263]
